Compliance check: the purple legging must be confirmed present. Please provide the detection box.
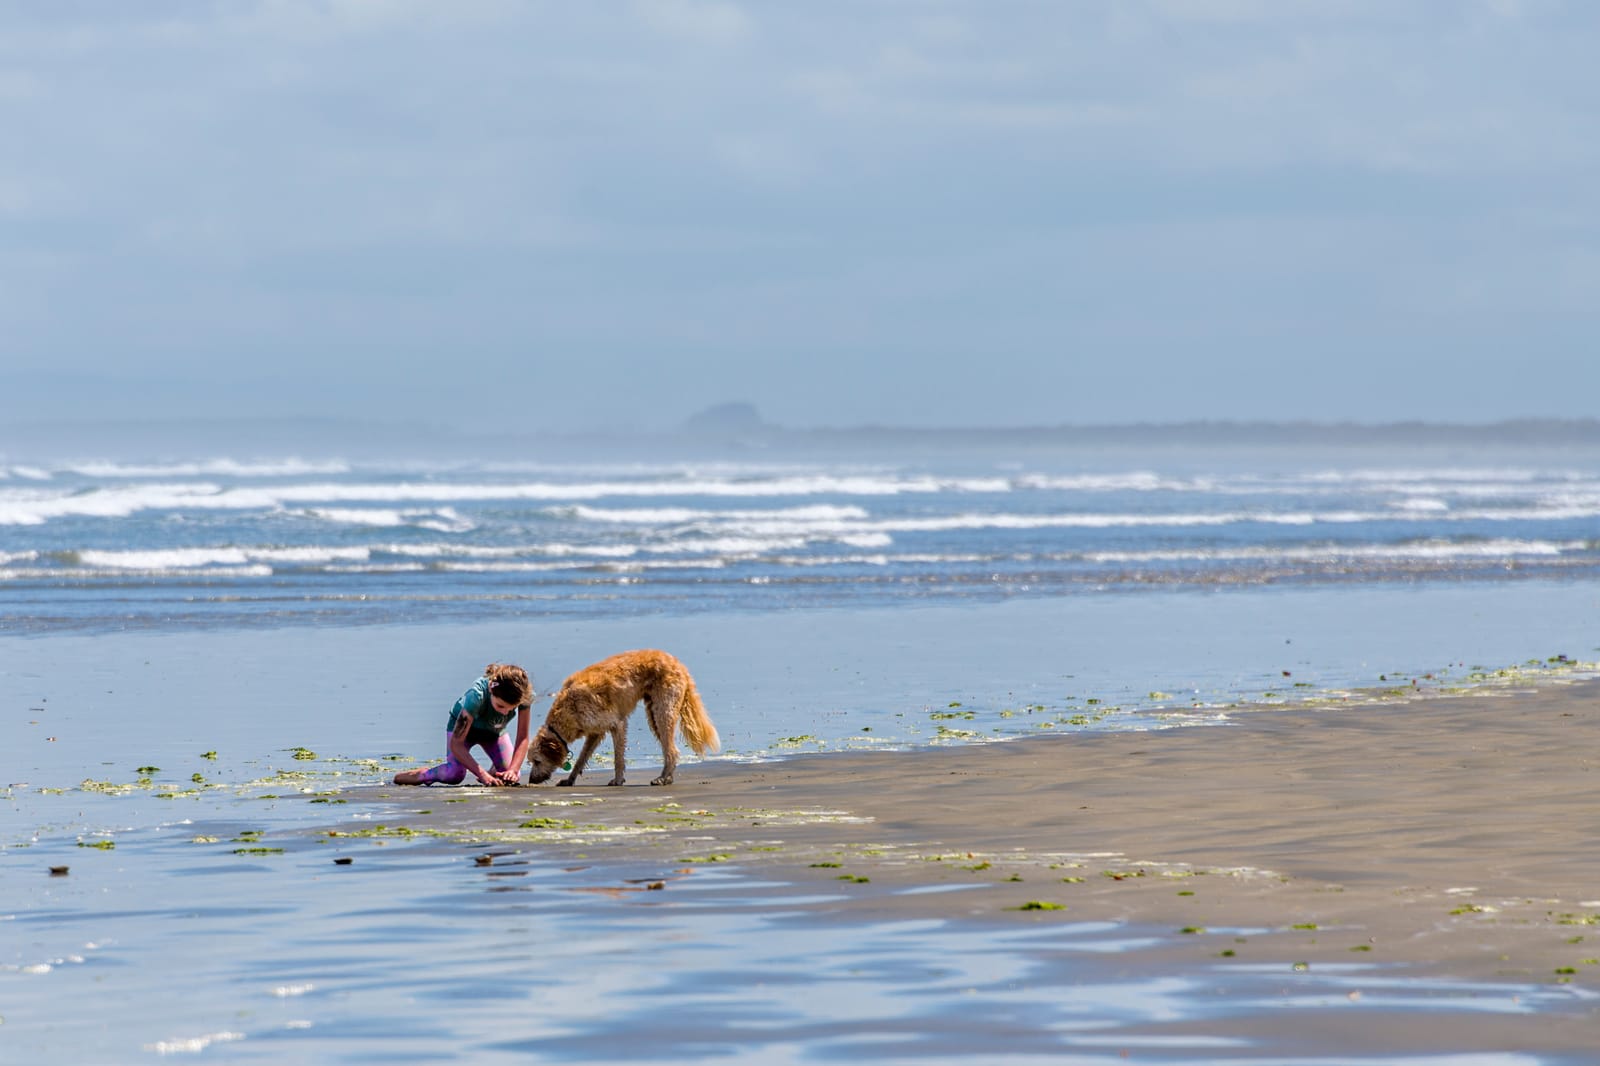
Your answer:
[416,729,515,784]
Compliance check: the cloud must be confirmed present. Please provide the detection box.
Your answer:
[632,0,752,46]
[1,1,1597,427]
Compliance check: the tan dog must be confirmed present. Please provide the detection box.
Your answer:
[525,649,719,787]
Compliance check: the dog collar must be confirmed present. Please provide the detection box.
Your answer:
[547,723,571,751]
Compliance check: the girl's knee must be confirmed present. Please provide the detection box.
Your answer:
[485,737,515,772]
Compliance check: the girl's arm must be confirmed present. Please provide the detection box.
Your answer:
[449,712,498,786]
[502,706,532,783]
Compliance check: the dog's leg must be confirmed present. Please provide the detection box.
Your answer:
[649,683,682,786]
[607,716,628,785]
[558,734,601,786]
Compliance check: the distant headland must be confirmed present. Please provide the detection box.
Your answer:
[3,407,1600,463]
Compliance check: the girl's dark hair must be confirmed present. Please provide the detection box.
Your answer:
[485,663,533,708]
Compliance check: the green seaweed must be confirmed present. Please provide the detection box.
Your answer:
[1554,913,1600,926]
[1015,901,1065,911]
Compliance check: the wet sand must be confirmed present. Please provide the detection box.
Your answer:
[372,678,1600,1057]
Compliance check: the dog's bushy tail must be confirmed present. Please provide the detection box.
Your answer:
[677,676,720,756]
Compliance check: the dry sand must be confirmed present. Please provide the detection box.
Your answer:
[372,678,1600,1056]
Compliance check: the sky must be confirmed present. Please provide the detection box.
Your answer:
[3,0,1598,432]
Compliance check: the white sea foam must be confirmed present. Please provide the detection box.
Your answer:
[5,464,1600,527]
[251,546,371,564]
[557,500,1600,539]
[643,535,804,555]
[564,503,873,524]
[8,457,1598,602]
[1389,497,1451,513]
[823,506,1600,534]
[4,564,279,579]
[433,558,732,574]
[75,546,370,569]
[0,481,299,525]
[1296,466,1567,486]
[7,524,1590,582]
[322,562,431,574]
[301,507,414,527]
[414,508,475,533]
[1077,539,1582,564]
[65,458,350,478]
[375,541,643,561]
[144,1031,245,1055]
[301,506,475,533]
[769,552,994,567]
[1012,472,1209,492]
[0,474,1011,525]
[77,547,252,569]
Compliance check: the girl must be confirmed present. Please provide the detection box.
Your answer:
[393,663,534,786]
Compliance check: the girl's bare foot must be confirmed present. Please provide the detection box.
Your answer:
[392,768,426,785]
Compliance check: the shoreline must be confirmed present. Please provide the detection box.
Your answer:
[348,677,1600,1050]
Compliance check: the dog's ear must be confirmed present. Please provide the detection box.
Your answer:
[536,732,565,763]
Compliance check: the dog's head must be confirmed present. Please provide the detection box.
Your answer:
[524,727,569,785]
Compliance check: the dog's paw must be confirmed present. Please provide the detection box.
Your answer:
[650,775,672,786]
[607,776,626,786]
[556,777,576,787]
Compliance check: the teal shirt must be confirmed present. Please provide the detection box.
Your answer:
[446,677,517,736]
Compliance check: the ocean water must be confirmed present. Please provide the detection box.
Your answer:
[5,445,1600,634]
[6,442,1600,760]
[4,438,1600,1062]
